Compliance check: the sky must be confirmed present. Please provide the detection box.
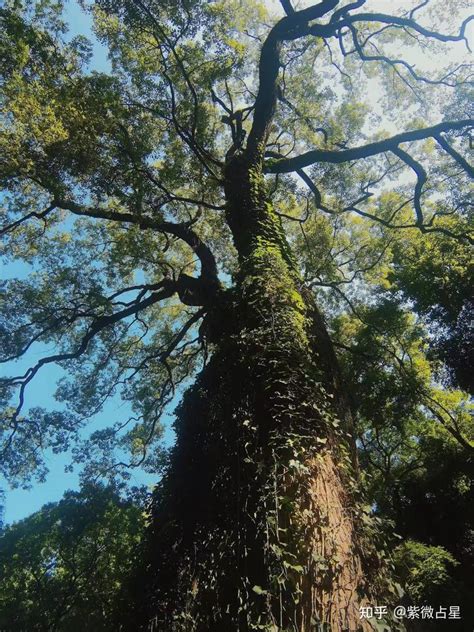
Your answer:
[1,0,472,525]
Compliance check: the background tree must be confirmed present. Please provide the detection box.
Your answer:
[0,0,472,630]
[0,483,145,631]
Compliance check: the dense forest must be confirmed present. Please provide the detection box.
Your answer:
[0,0,472,630]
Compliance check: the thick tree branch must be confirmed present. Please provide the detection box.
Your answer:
[279,0,295,16]
[330,0,366,24]
[284,0,340,26]
[246,0,339,158]
[52,198,219,286]
[264,119,473,172]
[341,12,474,50]
[1,193,222,305]
[243,1,471,164]
[270,147,473,243]
[391,146,427,227]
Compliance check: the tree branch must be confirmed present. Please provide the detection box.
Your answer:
[391,146,427,227]
[52,198,220,287]
[246,0,340,159]
[264,119,473,172]
[435,134,474,179]
[341,12,474,50]
[2,281,177,425]
[279,0,295,16]
[348,23,471,88]
[0,204,56,236]
[330,0,366,24]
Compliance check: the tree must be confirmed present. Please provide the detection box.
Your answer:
[0,483,145,631]
[0,0,472,630]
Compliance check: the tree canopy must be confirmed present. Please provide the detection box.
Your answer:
[0,0,473,629]
[1,0,472,484]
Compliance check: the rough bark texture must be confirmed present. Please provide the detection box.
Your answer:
[120,155,398,632]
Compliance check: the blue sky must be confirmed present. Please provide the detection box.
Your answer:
[65,0,110,72]
[0,1,162,525]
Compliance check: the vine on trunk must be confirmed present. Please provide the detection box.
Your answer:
[130,164,402,631]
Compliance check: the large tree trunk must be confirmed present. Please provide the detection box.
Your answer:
[126,157,392,631]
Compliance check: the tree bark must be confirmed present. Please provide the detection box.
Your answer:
[125,156,393,632]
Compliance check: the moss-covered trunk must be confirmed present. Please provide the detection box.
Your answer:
[128,157,391,631]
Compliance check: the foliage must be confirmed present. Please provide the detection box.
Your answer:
[0,483,146,631]
[0,0,473,629]
[392,540,465,631]
[389,231,473,392]
[394,540,457,603]
[1,0,472,484]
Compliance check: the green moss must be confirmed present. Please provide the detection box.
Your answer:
[240,236,309,350]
